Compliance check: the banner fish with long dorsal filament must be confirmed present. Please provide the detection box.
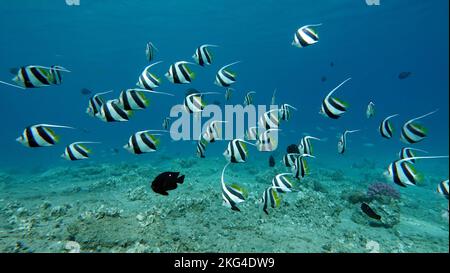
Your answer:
[137,61,163,90]
[62,141,100,161]
[261,186,282,215]
[256,128,280,152]
[1,65,70,90]
[298,136,321,156]
[292,24,322,48]
[124,130,167,155]
[223,139,256,163]
[98,99,133,122]
[338,129,360,154]
[86,90,114,117]
[202,120,227,143]
[244,91,256,106]
[221,163,247,212]
[118,88,173,111]
[379,114,399,139]
[366,101,375,119]
[272,173,297,193]
[145,41,158,62]
[17,124,74,148]
[184,92,219,114]
[400,110,438,144]
[165,61,195,84]
[215,61,240,87]
[385,156,449,187]
[292,154,314,179]
[437,180,449,199]
[319,78,351,119]
[192,44,218,66]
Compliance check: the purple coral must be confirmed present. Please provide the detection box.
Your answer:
[367,182,400,200]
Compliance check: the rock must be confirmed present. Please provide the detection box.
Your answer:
[50,206,68,218]
[65,241,81,253]
[128,186,148,201]
[40,201,52,210]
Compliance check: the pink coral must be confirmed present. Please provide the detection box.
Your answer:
[367,182,400,200]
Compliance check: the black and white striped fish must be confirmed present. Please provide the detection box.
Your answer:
[279,104,297,121]
[282,153,299,167]
[215,61,240,87]
[16,124,74,148]
[196,137,208,158]
[86,90,113,117]
[320,78,351,119]
[291,154,314,179]
[145,42,158,62]
[292,24,322,48]
[379,114,399,139]
[437,179,449,199]
[62,142,99,161]
[225,88,233,101]
[399,147,428,163]
[184,92,218,114]
[244,91,256,106]
[162,117,171,130]
[298,136,321,156]
[385,156,449,187]
[261,186,282,215]
[118,88,173,111]
[1,65,70,89]
[202,120,227,143]
[272,173,296,193]
[366,101,375,119]
[165,61,195,84]
[400,110,438,144]
[98,100,133,122]
[221,163,247,212]
[223,139,255,163]
[137,61,162,90]
[193,44,218,66]
[256,129,280,152]
[259,109,280,130]
[338,129,360,154]
[124,130,166,154]
[246,126,259,141]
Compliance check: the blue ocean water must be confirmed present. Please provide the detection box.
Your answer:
[0,0,448,253]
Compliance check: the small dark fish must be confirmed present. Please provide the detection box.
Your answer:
[111,148,119,154]
[361,202,381,220]
[81,88,92,95]
[151,171,185,196]
[9,68,19,75]
[212,100,221,106]
[321,76,327,82]
[330,62,334,67]
[287,144,300,154]
[398,71,412,80]
[269,155,275,167]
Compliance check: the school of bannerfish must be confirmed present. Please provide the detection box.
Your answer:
[1,24,448,216]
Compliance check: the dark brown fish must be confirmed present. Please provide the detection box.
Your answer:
[361,202,381,220]
[151,172,185,196]
[269,155,275,167]
[321,76,327,82]
[287,144,300,154]
[398,72,412,80]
